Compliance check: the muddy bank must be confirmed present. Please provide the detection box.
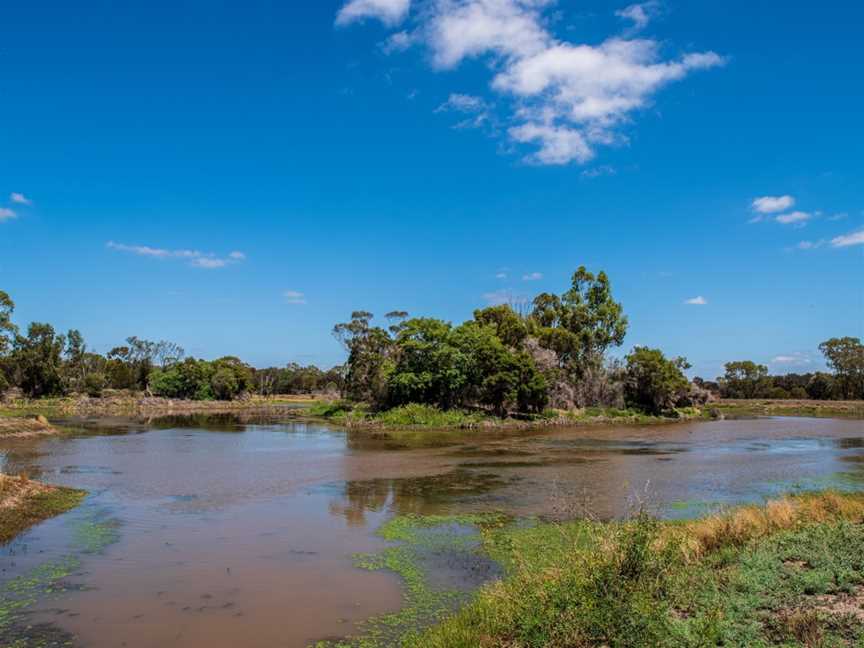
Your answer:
[0,414,56,437]
[0,473,86,543]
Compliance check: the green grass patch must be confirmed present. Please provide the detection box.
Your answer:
[0,482,86,545]
[355,492,864,648]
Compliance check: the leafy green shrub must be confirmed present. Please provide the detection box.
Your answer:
[373,403,485,427]
[624,347,691,415]
[210,367,239,400]
[309,400,355,418]
[83,372,107,397]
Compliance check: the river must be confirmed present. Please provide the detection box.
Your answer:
[1,414,862,647]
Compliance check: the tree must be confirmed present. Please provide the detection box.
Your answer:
[819,337,864,400]
[472,305,528,348]
[333,311,395,404]
[529,266,628,373]
[720,361,771,399]
[623,347,691,415]
[0,290,18,356]
[13,323,66,398]
[806,372,835,400]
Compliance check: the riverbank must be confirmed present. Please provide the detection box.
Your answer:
[310,401,711,432]
[345,492,864,647]
[0,393,321,421]
[716,398,864,419]
[0,414,56,437]
[0,474,86,544]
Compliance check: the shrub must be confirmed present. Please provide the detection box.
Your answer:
[623,347,691,415]
[83,372,107,397]
[210,367,239,400]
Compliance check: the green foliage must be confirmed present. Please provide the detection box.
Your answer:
[12,323,67,398]
[624,346,691,415]
[83,372,107,397]
[720,360,771,398]
[373,404,485,428]
[819,336,864,399]
[412,495,864,648]
[529,266,628,373]
[148,356,252,400]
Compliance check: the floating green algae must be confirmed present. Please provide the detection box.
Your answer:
[0,503,120,646]
[315,513,506,648]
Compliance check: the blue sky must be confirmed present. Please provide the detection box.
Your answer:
[0,0,861,379]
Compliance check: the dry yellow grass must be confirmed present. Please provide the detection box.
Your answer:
[667,491,864,560]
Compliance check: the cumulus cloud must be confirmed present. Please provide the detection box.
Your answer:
[336,0,725,164]
[684,295,707,305]
[106,241,246,269]
[751,195,795,215]
[616,1,661,33]
[10,192,32,205]
[336,0,411,26]
[0,208,16,222]
[283,290,307,305]
[830,228,864,248]
[522,271,543,281]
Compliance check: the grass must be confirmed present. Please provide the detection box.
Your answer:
[0,474,86,544]
[396,492,864,648]
[309,401,706,433]
[715,399,864,420]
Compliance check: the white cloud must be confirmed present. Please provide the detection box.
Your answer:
[684,295,707,305]
[495,271,508,279]
[830,228,864,248]
[106,241,245,269]
[775,211,811,225]
[616,2,661,32]
[522,271,543,281]
[771,352,811,367]
[339,0,724,165]
[581,164,616,179]
[795,239,824,250]
[482,288,528,306]
[0,208,16,222]
[336,0,411,26]
[10,192,32,205]
[751,195,795,215]
[284,290,307,305]
[436,92,494,129]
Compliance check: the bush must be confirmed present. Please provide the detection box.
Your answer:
[623,347,691,415]
[210,367,239,400]
[374,403,485,427]
[83,372,107,397]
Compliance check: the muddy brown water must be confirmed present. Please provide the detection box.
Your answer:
[1,415,863,647]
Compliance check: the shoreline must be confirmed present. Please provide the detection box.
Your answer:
[0,473,87,544]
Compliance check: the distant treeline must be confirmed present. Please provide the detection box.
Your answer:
[0,290,342,401]
[695,346,864,401]
[2,279,861,411]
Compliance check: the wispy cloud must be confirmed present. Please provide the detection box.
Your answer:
[495,271,508,279]
[10,192,32,205]
[106,241,246,269]
[684,296,707,305]
[482,289,528,307]
[616,1,661,33]
[336,0,724,165]
[771,352,812,367]
[435,92,494,129]
[751,195,795,215]
[830,228,864,248]
[774,210,812,226]
[336,0,411,26]
[0,208,16,222]
[581,165,616,179]
[522,271,543,281]
[795,239,825,250]
[283,290,307,304]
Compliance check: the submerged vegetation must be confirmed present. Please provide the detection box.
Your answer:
[332,492,864,648]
